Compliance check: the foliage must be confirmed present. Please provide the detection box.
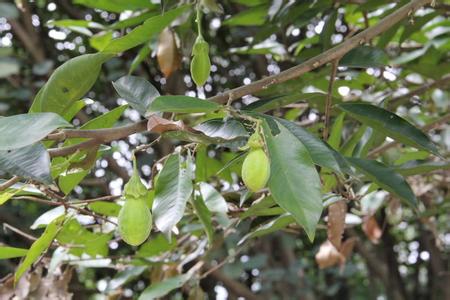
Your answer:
[0,0,449,299]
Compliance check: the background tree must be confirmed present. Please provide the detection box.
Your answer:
[0,0,449,299]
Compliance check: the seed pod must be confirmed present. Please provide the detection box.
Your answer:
[157,27,181,78]
[190,37,210,86]
[118,159,152,246]
[242,148,270,192]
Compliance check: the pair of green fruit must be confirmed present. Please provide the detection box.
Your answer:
[118,133,270,246]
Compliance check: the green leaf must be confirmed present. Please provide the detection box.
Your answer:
[239,214,295,245]
[88,201,122,217]
[137,234,177,257]
[275,117,350,175]
[394,160,450,176]
[0,113,71,150]
[152,154,194,239]
[29,53,112,115]
[328,113,345,149]
[147,95,221,114]
[0,3,19,19]
[338,103,440,156]
[73,0,156,13]
[0,143,52,184]
[112,75,160,116]
[90,31,113,51]
[0,188,21,205]
[194,118,248,141]
[240,196,284,219]
[15,217,62,282]
[106,266,147,292]
[340,46,389,68]
[56,218,112,257]
[102,5,190,54]
[262,120,322,241]
[191,194,214,245]
[198,182,228,213]
[223,5,268,26]
[129,43,152,74]
[320,11,337,51]
[0,246,28,259]
[138,274,191,300]
[346,157,417,207]
[245,93,329,113]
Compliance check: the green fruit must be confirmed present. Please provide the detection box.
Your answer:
[118,197,152,246]
[118,157,152,246]
[190,37,210,86]
[247,132,263,149]
[242,148,270,192]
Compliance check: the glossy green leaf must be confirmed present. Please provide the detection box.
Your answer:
[346,157,417,207]
[191,194,214,245]
[262,120,322,241]
[102,5,190,54]
[340,46,389,68]
[338,102,440,156]
[0,113,71,150]
[112,75,160,116]
[90,31,113,51]
[0,246,28,260]
[147,95,221,114]
[138,274,191,300]
[275,117,350,175]
[15,217,62,282]
[29,53,112,114]
[152,154,193,239]
[198,182,228,213]
[194,118,248,141]
[0,143,52,184]
[239,214,294,245]
[394,160,450,176]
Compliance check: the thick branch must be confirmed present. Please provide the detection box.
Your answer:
[207,0,432,104]
[48,120,148,157]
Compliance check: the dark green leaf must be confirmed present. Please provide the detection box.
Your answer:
[191,194,214,245]
[194,118,248,141]
[239,214,294,245]
[102,5,190,54]
[73,0,156,13]
[112,75,160,116]
[152,154,193,238]
[262,120,322,241]
[346,157,417,207]
[338,102,440,156]
[0,113,71,150]
[147,95,221,114]
[394,160,450,176]
[138,274,191,300]
[198,182,228,213]
[0,143,52,184]
[275,117,351,175]
[223,5,268,26]
[340,46,389,68]
[245,93,329,113]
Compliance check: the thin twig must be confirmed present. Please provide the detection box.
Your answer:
[0,176,21,192]
[323,59,339,140]
[3,223,37,242]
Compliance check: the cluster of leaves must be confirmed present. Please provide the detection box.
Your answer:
[0,0,449,299]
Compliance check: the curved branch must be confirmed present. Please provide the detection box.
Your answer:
[207,0,432,104]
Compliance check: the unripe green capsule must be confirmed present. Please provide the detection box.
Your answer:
[118,197,152,246]
[190,37,211,86]
[242,148,270,192]
[118,158,152,246]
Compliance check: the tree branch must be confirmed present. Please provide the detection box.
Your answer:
[0,176,21,192]
[207,0,432,104]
